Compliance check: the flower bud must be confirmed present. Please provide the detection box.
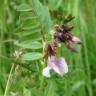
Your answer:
[72,36,81,44]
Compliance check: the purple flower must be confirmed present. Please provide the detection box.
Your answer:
[54,24,81,52]
[42,56,68,77]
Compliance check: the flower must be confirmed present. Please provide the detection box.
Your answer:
[43,42,68,77]
[42,56,68,77]
[54,24,81,52]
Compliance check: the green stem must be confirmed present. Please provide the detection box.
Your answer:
[4,63,15,96]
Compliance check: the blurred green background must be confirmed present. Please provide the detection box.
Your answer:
[0,0,96,96]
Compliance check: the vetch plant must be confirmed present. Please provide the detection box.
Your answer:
[1,0,94,95]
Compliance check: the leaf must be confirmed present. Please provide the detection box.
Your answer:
[17,32,42,41]
[14,41,42,49]
[15,28,41,37]
[21,22,40,30]
[19,11,38,20]
[16,3,33,12]
[31,0,53,32]
[21,52,42,61]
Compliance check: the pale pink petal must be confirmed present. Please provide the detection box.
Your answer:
[42,66,51,78]
[47,56,68,76]
[52,58,68,76]
[72,36,81,44]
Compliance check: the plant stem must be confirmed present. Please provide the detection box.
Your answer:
[4,63,15,96]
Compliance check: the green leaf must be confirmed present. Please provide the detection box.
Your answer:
[16,11,38,25]
[15,28,41,37]
[21,22,40,30]
[16,3,33,12]
[21,52,42,61]
[31,0,53,32]
[19,11,38,20]
[14,41,42,49]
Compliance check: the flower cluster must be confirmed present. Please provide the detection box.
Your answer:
[42,15,81,78]
[54,24,81,52]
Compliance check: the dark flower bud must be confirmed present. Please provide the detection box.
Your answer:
[65,42,77,52]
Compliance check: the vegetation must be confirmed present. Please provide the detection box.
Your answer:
[0,0,96,96]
